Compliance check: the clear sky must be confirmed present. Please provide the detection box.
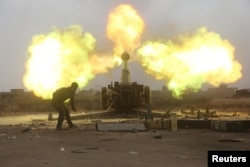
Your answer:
[0,0,249,92]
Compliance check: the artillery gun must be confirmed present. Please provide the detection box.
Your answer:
[101,52,150,112]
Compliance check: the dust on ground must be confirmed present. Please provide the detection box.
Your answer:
[0,110,249,167]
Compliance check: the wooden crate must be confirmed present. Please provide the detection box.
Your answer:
[144,119,171,130]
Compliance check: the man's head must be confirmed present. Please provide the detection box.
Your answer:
[70,82,79,92]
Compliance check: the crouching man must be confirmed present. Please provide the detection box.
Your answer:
[51,82,78,130]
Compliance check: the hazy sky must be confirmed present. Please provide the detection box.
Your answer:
[0,0,250,91]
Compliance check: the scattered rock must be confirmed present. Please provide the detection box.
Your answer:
[128,151,138,155]
[85,147,99,150]
[218,138,244,142]
[71,150,87,154]
[22,127,31,133]
[154,134,162,139]
[7,136,17,139]
[60,147,65,151]
[0,133,6,137]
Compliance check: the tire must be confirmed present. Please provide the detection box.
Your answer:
[144,86,150,104]
[101,87,108,110]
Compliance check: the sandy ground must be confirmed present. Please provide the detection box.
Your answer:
[0,112,250,167]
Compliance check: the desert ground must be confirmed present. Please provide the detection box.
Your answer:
[0,110,249,167]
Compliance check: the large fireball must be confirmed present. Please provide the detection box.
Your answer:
[23,4,243,100]
[106,4,145,64]
[137,27,242,98]
[23,25,97,99]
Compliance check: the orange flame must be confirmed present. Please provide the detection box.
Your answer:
[23,4,243,100]
[106,4,145,63]
[137,27,242,98]
[23,25,115,99]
